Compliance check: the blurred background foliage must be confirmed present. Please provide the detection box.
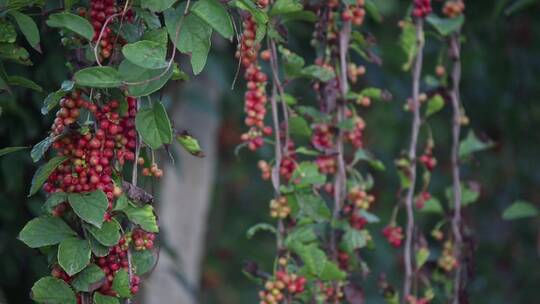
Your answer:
[1,0,539,303]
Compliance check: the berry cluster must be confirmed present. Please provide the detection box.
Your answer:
[337,250,350,270]
[344,115,366,149]
[437,241,458,272]
[315,155,337,175]
[259,271,306,304]
[97,241,141,295]
[45,93,137,218]
[131,228,156,251]
[419,147,437,171]
[237,15,271,151]
[442,0,465,18]
[319,282,345,302]
[414,191,431,209]
[269,196,291,219]
[256,0,269,9]
[279,140,297,181]
[257,160,272,180]
[347,63,366,84]
[88,0,121,60]
[412,0,432,18]
[341,0,366,26]
[311,124,334,150]
[348,186,374,210]
[406,295,430,304]
[382,225,404,248]
[139,158,164,178]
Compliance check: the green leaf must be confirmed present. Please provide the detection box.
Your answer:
[18,216,76,248]
[31,136,54,162]
[141,0,177,12]
[192,0,234,40]
[425,94,444,117]
[293,244,346,281]
[0,19,17,43]
[291,162,326,188]
[352,149,385,171]
[342,227,367,252]
[72,264,105,292]
[29,156,68,196]
[281,11,317,23]
[459,131,494,158]
[46,12,94,41]
[365,0,382,22]
[399,19,419,71]
[300,65,335,81]
[74,66,122,88]
[416,247,430,268]
[9,10,40,51]
[68,190,109,228]
[446,183,480,208]
[426,14,464,36]
[164,5,213,74]
[114,194,130,211]
[94,292,120,304]
[42,192,68,213]
[135,102,173,150]
[58,237,91,276]
[289,116,312,138]
[295,193,331,223]
[86,220,121,246]
[246,223,277,239]
[122,40,168,69]
[0,146,28,157]
[284,225,317,247]
[230,0,268,25]
[131,250,157,276]
[31,277,76,304]
[8,75,42,91]
[270,0,303,15]
[112,269,131,298]
[41,80,75,114]
[176,131,205,157]
[359,210,380,223]
[421,197,444,214]
[88,234,110,257]
[122,204,159,233]
[502,201,539,220]
[141,27,169,45]
[0,43,31,65]
[118,60,173,97]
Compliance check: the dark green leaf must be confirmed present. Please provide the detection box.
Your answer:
[0,146,28,157]
[58,237,91,276]
[111,269,131,298]
[9,10,41,51]
[505,0,538,15]
[72,264,105,292]
[7,75,42,91]
[119,60,173,97]
[342,226,367,252]
[68,190,109,228]
[141,0,177,12]
[18,216,76,248]
[122,40,167,69]
[352,149,385,171]
[41,80,74,114]
[0,19,17,43]
[135,102,173,150]
[88,234,110,257]
[289,116,312,138]
[94,292,120,304]
[426,14,464,36]
[29,156,68,196]
[291,162,326,188]
[421,197,444,214]
[0,43,31,65]
[131,250,157,276]
[270,0,303,16]
[74,66,122,88]
[295,193,331,222]
[46,12,94,41]
[365,0,382,22]
[192,0,234,39]
[31,277,76,304]
[86,220,121,246]
[164,5,213,74]
[502,201,539,220]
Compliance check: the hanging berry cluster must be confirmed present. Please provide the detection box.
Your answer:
[412,0,432,18]
[237,15,271,151]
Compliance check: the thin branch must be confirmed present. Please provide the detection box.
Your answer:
[93,12,122,66]
[270,73,284,249]
[449,32,463,304]
[268,39,290,153]
[403,19,425,301]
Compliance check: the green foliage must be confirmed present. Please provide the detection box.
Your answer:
[31,277,77,304]
[111,269,131,298]
[502,201,539,220]
[58,237,91,276]
[121,204,159,233]
[68,190,109,228]
[46,12,94,41]
[29,156,67,196]
[18,216,76,248]
[74,66,122,88]
[135,102,173,150]
[71,264,105,292]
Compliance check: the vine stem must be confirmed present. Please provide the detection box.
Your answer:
[269,39,290,150]
[403,19,425,301]
[449,32,463,304]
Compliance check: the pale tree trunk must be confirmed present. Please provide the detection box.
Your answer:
[143,78,220,304]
